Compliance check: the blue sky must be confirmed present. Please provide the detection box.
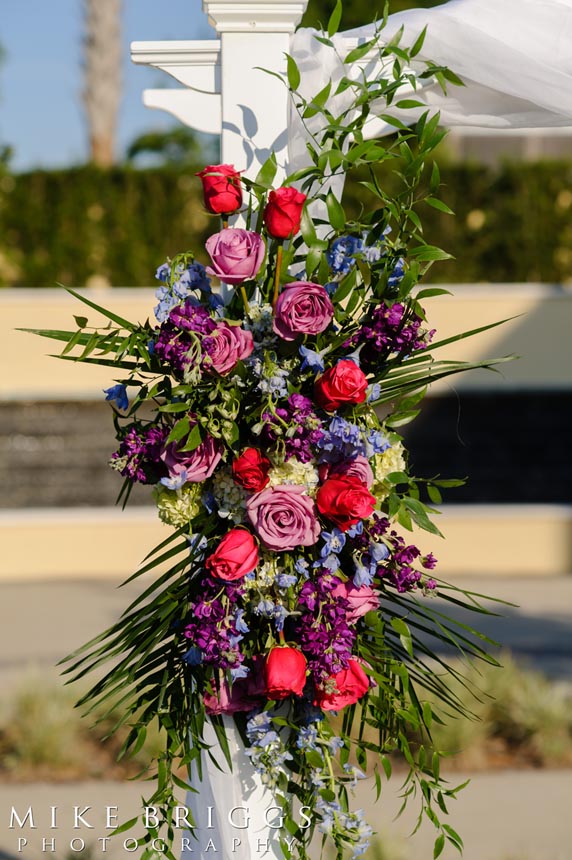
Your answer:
[1,0,215,171]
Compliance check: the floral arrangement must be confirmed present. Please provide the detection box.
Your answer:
[28,13,510,860]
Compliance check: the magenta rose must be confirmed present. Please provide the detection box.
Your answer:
[246,485,320,551]
[273,281,334,341]
[204,671,265,715]
[205,228,265,285]
[331,580,379,623]
[161,429,223,483]
[319,455,374,489]
[204,321,254,375]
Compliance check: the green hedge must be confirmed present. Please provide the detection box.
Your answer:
[1,162,572,287]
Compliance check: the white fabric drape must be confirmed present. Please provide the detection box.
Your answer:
[183,717,283,860]
[288,0,572,175]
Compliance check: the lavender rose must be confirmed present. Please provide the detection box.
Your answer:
[246,485,320,551]
[161,429,223,483]
[273,281,334,341]
[205,228,265,285]
[203,321,254,375]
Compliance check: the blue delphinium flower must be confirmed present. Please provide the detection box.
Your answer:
[299,344,326,374]
[234,608,250,634]
[296,724,319,751]
[160,469,189,490]
[276,573,297,589]
[327,236,364,275]
[183,646,203,666]
[103,383,128,411]
[321,528,346,556]
[364,428,390,456]
[388,257,405,287]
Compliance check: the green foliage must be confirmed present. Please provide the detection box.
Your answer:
[0,166,213,288]
[126,127,219,167]
[1,160,572,288]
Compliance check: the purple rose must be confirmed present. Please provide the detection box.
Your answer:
[330,455,374,489]
[203,321,254,376]
[161,428,223,483]
[273,281,334,341]
[205,228,265,285]
[246,485,320,551]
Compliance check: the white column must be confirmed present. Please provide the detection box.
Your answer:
[203,0,307,181]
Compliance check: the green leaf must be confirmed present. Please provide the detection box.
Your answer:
[64,287,135,331]
[425,196,454,215]
[165,416,190,445]
[326,191,345,231]
[178,422,203,452]
[255,153,278,189]
[327,0,342,37]
[300,206,318,246]
[395,99,426,110]
[344,38,377,65]
[286,54,301,91]
[74,315,88,328]
[410,26,427,58]
[433,834,445,859]
[409,244,453,262]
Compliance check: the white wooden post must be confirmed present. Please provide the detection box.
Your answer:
[131,0,307,182]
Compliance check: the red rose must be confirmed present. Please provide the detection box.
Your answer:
[314,360,369,412]
[316,476,376,532]
[197,164,242,215]
[315,660,370,711]
[232,448,271,492]
[263,187,307,240]
[205,528,259,581]
[264,646,308,699]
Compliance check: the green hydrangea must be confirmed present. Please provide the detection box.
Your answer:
[154,483,203,528]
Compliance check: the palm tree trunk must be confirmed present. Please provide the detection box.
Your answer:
[83,0,122,166]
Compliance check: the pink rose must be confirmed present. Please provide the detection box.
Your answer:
[319,455,374,489]
[205,528,259,581]
[205,322,254,375]
[246,485,320,551]
[331,580,379,623]
[273,281,334,341]
[205,228,265,285]
[161,427,223,483]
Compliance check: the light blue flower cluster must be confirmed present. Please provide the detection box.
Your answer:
[154,260,216,322]
[327,236,364,275]
[248,357,290,399]
[315,798,373,858]
[317,417,390,464]
[254,599,288,632]
[245,711,292,789]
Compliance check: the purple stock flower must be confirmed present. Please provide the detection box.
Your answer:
[110,424,169,484]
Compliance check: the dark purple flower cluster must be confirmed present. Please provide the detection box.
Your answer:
[376,532,438,593]
[183,578,246,671]
[261,394,324,462]
[345,302,434,368]
[111,424,169,483]
[154,300,216,376]
[297,573,356,682]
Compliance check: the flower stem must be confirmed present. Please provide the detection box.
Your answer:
[240,284,250,314]
[272,244,284,309]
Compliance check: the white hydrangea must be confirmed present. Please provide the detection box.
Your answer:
[211,467,247,523]
[267,458,320,493]
[372,441,407,500]
[248,553,278,588]
[154,484,202,528]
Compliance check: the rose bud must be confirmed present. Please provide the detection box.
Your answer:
[273,281,334,341]
[317,476,376,532]
[264,646,308,699]
[315,659,370,711]
[263,187,307,240]
[196,164,242,215]
[314,359,369,412]
[205,228,265,285]
[204,321,254,376]
[205,528,259,581]
[232,448,272,492]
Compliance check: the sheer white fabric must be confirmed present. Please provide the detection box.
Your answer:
[183,717,283,860]
[288,0,572,175]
